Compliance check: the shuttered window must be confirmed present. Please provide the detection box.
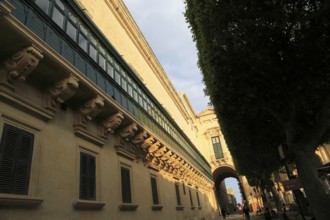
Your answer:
[189,188,194,207]
[121,166,132,203]
[175,183,181,206]
[79,152,96,200]
[211,136,223,159]
[196,189,201,207]
[0,124,34,195]
[150,176,159,205]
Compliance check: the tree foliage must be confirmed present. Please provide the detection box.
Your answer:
[185,1,330,218]
[185,0,330,175]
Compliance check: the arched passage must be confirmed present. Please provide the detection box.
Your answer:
[212,165,246,213]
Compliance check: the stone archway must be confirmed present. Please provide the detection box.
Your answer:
[212,165,245,213]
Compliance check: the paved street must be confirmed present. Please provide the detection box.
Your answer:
[213,211,310,220]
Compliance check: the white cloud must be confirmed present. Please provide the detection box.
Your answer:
[123,0,210,113]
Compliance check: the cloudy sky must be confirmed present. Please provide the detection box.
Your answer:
[123,0,242,204]
[123,0,209,114]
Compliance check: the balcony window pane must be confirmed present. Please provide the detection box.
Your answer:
[55,0,65,10]
[107,62,114,78]
[99,55,106,70]
[78,33,87,51]
[52,7,64,28]
[89,44,97,62]
[66,21,77,41]
[128,84,133,97]
[115,70,121,84]
[34,0,50,14]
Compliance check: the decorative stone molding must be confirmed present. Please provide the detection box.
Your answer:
[101,112,124,134]
[160,150,172,161]
[131,130,148,146]
[140,136,156,150]
[143,154,160,171]
[119,122,138,141]
[154,146,167,157]
[167,154,178,164]
[115,139,136,161]
[148,141,161,154]
[1,45,43,84]
[75,95,104,126]
[0,86,55,121]
[0,0,14,15]
[44,74,79,109]
[0,195,43,207]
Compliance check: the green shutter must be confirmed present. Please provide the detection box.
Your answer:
[150,177,159,205]
[0,124,34,195]
[121,166,131,203]
[80,152,96,200]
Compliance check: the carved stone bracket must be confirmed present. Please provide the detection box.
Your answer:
[99,112,124,137]
[119,122,138,141]
[160,150,172,161]
[44,74,79,109]
[148,141,161,154]
[103,112,125,134]
[1,45,43,84]
[75,95,104,127]
[140,136,156,151]
[154,146,167,157]
[167,154,178,164]
[131,130,148,146]
[143,154,160,171]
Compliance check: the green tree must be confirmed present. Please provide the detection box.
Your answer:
[184,0,330,219]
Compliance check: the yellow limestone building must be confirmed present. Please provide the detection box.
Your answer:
[0,0,223,220]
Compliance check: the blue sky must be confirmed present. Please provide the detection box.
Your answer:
[123,0,242,203]
[123,0,209,114]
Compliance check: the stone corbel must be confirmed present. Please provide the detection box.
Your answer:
[131,130,149,146]
[143,154,160,171]
[161,150,172,161]
[119,122,138,141]
[140,136,156,151]
[115,137,136,161]
[0,45,43,89]
[171,157,180,167]
[148,141,161,154]
[154,146,167,157]
[75,95,104,127]
[99,112,124,137]
[44,74,79,109]
[167,154,178,164]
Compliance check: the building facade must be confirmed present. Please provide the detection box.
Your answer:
[0,0,219,219]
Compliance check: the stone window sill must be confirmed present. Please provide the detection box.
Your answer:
[191,206,196,210]
[0,194,43,207]
[72,199,105,210]
[176,205,184,210]
[152,204,163,210]
[198,206,202,209]
[119,203,138,211]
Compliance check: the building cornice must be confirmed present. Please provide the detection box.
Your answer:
[106,0,192,122]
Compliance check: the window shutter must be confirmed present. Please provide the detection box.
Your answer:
[212,137,223,159]
[121,166,131,203]
[189,188,194,206]
[150,176,159,205]
[196,190,201,207]
[0,124,34,195]
[80,152,96,200]
[175,184,181,206]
